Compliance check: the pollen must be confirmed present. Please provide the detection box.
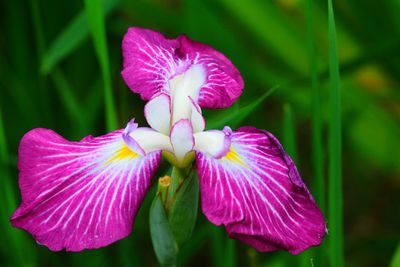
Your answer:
[223,148,247,168]
[105,145,137,164]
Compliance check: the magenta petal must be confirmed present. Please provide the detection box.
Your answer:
[177,35,244,108]
[11,128,161,251]
[121,27,180,101]
[195,126,326,254]
[121,27,244,108]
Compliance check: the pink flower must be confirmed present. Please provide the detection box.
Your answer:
[11,27,326,254]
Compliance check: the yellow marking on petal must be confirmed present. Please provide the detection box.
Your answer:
[223,147,248,168]
[105,145,138,165]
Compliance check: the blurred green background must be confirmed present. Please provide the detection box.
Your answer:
[1,0,400,266]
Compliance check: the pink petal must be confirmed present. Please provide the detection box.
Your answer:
[195,126,326,254]
[11,128,161,251]
[177,35,244,108]
[121,27,244,109]
[121,27,181,101]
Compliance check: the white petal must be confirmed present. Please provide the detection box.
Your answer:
[194,128,231,158]
[144,93,171,135]
[170,64,206,124]
[130,127,172,154]
[190,98,205,133]
[170,119,194,162]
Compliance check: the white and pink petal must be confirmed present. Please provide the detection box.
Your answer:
[128,127,172,154]
[169,65,206,124]
[195,127,326,254]
[121,27,244,109]
[177,35,244,109]
[11,128,161,251]
[121,27,182,101]
[144,93,172,135]
[170,119,194,163]
[190,97,206,133]
[193,127,231,159]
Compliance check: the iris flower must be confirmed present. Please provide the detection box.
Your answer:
[11,27,326,253]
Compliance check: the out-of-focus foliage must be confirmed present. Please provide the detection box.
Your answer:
[0,0,399,266]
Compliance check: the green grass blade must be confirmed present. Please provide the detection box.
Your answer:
[0,109,16,214]
[30,0,45,60]
[306,0,325,212]
[0,108,35,267]
[215,0,308,74]
[327,1,344,267]
[390,243,400,267]
[282,104,298,163]
[283,104,311,267]
[210,226,224,267]
[51,68,88,135]
[304,0,326,266]
[209,226,236,267]
[84,0,118,131]
[41,11,87,74]
[30,0,54,126]
[0,109,16,264]
[177,222,209,266]
[225,239,236,267]
[84,78,105,128]
[0,61,39,126]
[42,0,119,74]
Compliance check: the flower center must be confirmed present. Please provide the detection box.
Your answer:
[125,65,230,168]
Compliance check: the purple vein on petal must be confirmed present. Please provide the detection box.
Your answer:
[11,128,161,252]
[195,126,326,254]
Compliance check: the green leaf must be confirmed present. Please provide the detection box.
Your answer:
[168,171,199,247]
[42,0,119,74]
[150,194,178,267]
[85,0,118,131]
[206,86,278,130]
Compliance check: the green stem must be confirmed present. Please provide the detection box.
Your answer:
[169,168,185,195]
[328,0,344,266]
[167,166,191,207]
[152,166,198,267]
